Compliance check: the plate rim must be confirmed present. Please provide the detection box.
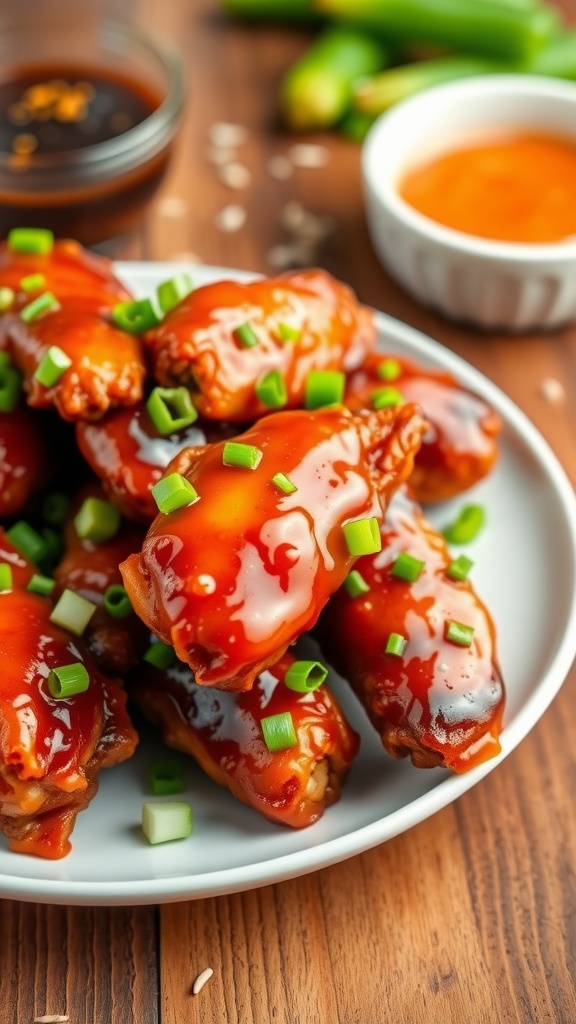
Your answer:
[2,261,575,905]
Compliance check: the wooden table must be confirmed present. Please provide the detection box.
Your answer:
[3,2,576,1021]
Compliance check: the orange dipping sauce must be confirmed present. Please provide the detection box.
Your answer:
[399,131,576,244]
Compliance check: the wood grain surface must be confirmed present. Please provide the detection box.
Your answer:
[2,1,576,1022]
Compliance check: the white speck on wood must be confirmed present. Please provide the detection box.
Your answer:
[539,376,565,403]
[34,1015,70,1023]
[192,967,214,995]
[215,204,246,233]
[157,196,188,218]
[288,143,331,168]
[268,155,293,181]
[217,162,252,190]
[209,123,248,148]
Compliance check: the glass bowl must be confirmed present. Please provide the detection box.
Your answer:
[0,11,185,245]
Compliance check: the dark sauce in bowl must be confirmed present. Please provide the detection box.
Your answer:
[0,25,184,245]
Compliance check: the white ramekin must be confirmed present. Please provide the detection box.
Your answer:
[362,75,576,331]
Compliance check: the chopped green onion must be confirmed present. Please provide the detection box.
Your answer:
[103,584,133,618]
[278,322,301,343]
[0,363,22,412]
[149,758,184,796]
[20,272,47,293]
[112,299,161,334]
[151,472,199,514]
[6,521,47,564]
[271,472,298,495]
[372,386,404,409]
[74,496,121,543]
[49,589,97,636]
[255,369,287,409]
[143,640,177,670]
[377,358,402,382]
[157,273,194,314]
[343,569,370,598]
[233,321,259,348]
[222,441,263,470]
[385,632,407,656]
[0,564,12,591]
[147,386,198,435]
[0,287,15,312]
[445,620,475,647]
[26,573,56,597]
[284,659,328,692]
[391,552,425,583]
[34,345,71,387]
[21,292,60,324]
[0,352,9,370]
[41,492,71,527]
[48,662,90,698]
[8,227,54,255]
[446,554,474,582]
[142,801,193,845]
[442,504,486,545]
[342,516,381,556]
[261,711,298,752]
[304,369,345,409]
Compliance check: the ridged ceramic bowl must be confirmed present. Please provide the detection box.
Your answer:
[362,75,576,332]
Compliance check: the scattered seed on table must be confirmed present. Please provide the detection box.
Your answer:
[157,196,188,218]
[34,1016,70,1023]
[205,146,237,165]
[215,204,246,233]
[217,162,252,190]
[268,155,293,181]
[288,142,331,168]
[539,376,565,403]
[281,201,306,232]
[166,251,202,264]
[192,966,214,995]
[209,122,248,148]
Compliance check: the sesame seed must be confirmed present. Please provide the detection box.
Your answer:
[217,162,252,190]
[34,1016,70,1023]
[539,376,565,404]
[215,204,246,233]
[209,122,248,149]
[288,143,331,168]
[267,155,293,181]
[157,196,189,218]
[205,146,237,165]
[192,967,214,995]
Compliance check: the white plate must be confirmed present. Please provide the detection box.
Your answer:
[2,262,576,906]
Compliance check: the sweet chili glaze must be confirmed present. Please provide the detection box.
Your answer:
[120,404,425,692]
[76,402,240,523]
[399,131,576,244]
[0,588,137,858]
[54,491,148,677]
[0,403,51,517]
[345,352,501,503]
[132,651,359,829]
[316,486,504,773]
[145,269,376,421]
[0,240,146,420]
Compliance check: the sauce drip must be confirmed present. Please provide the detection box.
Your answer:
[399,131,576,244]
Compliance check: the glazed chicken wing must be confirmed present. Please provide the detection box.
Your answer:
[0,587,137,859]
[76,401,239,523]
[132,651,359,829]
[316,486,505,773]
[121,404,425,691]
[345,353,501,503]
[0,239,146,420]
[0,403,51,518]
[145,269,376,421]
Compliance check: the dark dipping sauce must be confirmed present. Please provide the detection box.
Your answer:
[0,63,173,244]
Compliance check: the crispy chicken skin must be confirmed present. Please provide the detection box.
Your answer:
[131,651,359,829]
[0,239,146,421]
[0,588,137,859]
[144,269,376,421]
[0,403,51,518]
[76,401,239,523]
[121,404,425,692]
[316,486,505,773]
[345,352,501,503]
